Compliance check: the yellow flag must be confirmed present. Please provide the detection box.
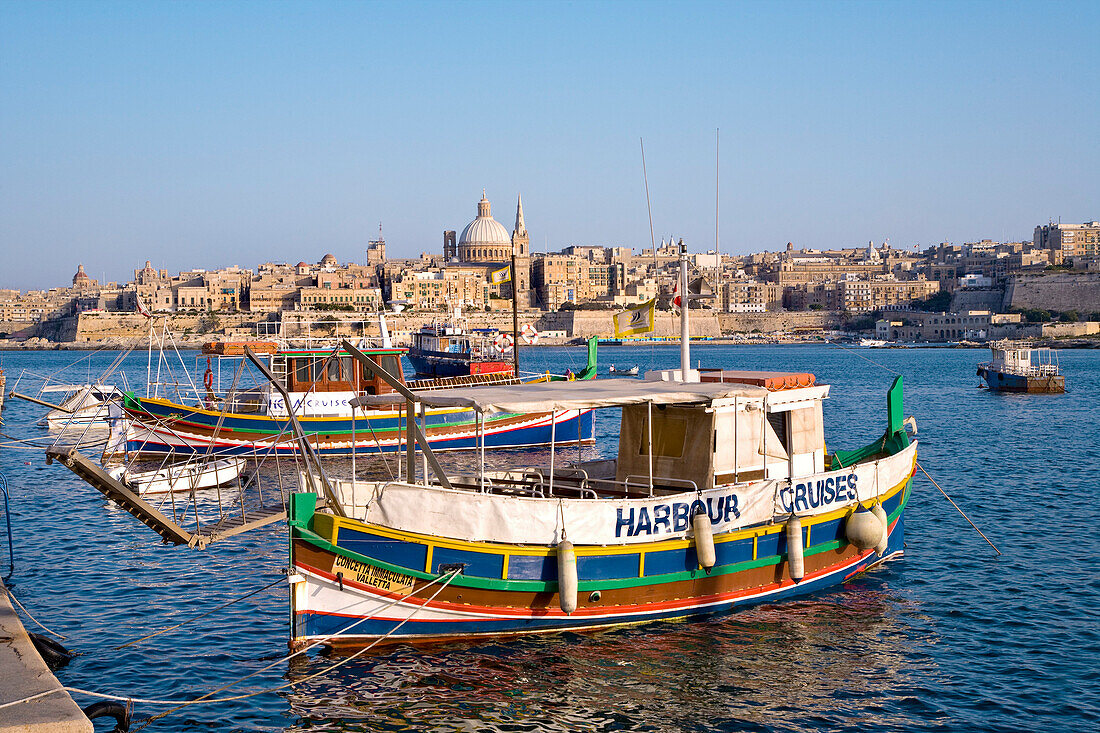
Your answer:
[490,265,511,285]
[614,299,656,338]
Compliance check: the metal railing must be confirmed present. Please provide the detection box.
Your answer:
[0,474,13,580]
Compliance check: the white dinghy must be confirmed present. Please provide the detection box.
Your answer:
[107,457,247,496]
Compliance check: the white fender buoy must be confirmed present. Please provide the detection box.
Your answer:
[871,503,889,556]
[557,539,578,614]
[846,507,885,550]
[693,511,716,571]
[786,515,805,583]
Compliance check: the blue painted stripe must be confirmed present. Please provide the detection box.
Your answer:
[126,410,596,456]
[506,553,556,581]
[336,528,428,570]
[431,546,504,579]
[577,552,640,581]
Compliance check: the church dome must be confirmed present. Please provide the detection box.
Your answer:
[320,253,338,267]
[459,193,510,246]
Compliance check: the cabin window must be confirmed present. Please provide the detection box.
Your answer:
[311,359,325,382]
[767,412,789,453]
[294,358,311,384]
[378,355,402,379]
[639,412,687,458]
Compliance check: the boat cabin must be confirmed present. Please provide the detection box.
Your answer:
[272,348,406,396]
[983,341,1059,378]
[352,371,833,499]
[614,371,828,492]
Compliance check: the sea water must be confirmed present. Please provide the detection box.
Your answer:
[0,344,1097,732]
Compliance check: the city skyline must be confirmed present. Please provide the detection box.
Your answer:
[2,1,1098,290]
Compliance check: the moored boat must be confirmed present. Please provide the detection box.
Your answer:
[287,367,917,645]
[39,384,123,430]
[408,322,514,378]
[977,341,1064,393]
[109,337,599,459]
[107,456,247,495]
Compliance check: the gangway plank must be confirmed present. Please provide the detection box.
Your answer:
[44,446,288,549]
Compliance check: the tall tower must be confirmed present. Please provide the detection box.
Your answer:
[511,194,531,306]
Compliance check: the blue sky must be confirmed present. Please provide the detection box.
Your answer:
[2,1,1097,289]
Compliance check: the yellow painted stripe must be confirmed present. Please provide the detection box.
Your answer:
[502,554,510,580]
[424,545,434,574]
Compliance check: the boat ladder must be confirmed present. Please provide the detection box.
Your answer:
[45,447,286,549]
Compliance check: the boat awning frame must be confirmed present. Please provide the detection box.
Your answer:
[350,378,769,414]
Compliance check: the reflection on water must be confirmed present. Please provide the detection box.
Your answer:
[282,578,944,732]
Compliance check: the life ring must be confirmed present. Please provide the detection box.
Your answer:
[203,367,214,390]
[521,323,539,345]
[494,333,514,351]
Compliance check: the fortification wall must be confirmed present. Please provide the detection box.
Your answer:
[717,311,841,333]
[950,288,1005,313]
[1004,274,1100,314]
[36,307,847,346]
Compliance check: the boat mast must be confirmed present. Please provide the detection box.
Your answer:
[679,238,690,376]
[511,244,520,375]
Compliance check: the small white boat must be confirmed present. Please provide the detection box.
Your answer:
[39,384,122,430]
[107,457,247,495]
[859,339,887,348]
[608,364,639,375]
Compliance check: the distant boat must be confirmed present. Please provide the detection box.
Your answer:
[608,364,639,375]
[408,322,514,379]
[977,341,1064,393]
[859,339,887,348]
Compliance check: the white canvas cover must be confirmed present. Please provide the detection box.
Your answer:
[351,378,767,414]
[326,442,916,546]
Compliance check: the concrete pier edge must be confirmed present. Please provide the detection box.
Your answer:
[0,579,91,732]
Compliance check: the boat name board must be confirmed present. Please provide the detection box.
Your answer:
[781,474,859,514]
[269,393,354,415]
[333,553,416,594]
[616,492,740,537]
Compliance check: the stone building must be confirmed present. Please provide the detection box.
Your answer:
[1034,221,1100,264]
[447,191,532,306]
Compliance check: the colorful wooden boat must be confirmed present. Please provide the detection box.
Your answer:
[287,369,917,646]
[108,338,598,459]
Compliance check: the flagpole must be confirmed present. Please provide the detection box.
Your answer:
[511,249,520,376]
[679,239,690,377]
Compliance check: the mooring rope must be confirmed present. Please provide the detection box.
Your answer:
[3,587,69,640]
[63,568,461,726]
[916,461,1001,556]
[0,688,66,712]
[112,577,285,650]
